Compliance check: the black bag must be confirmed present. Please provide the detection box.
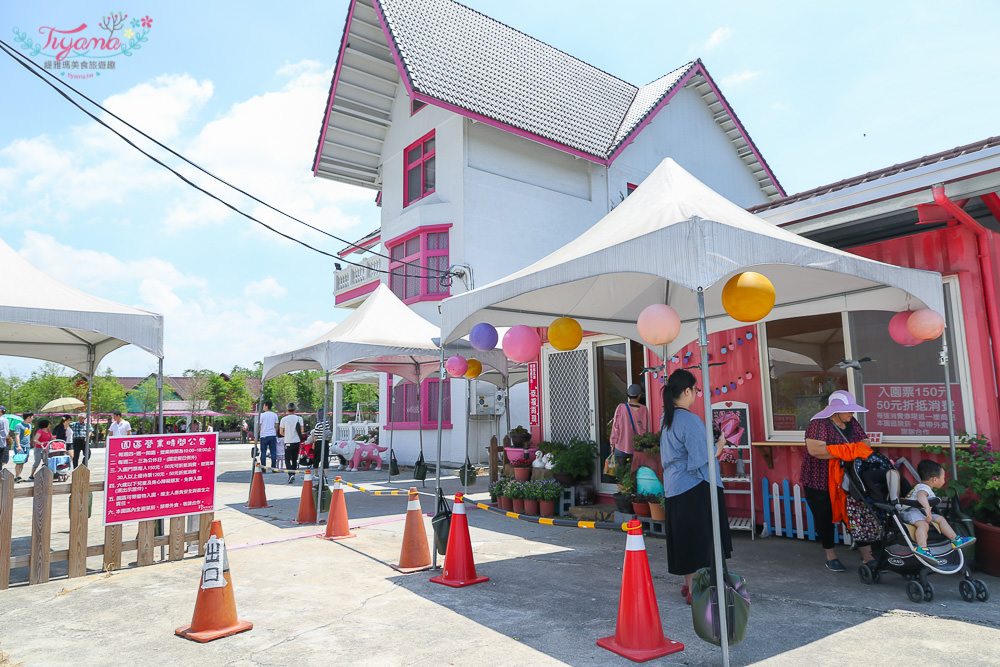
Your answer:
[413,452,428,481]
[430,489,452,555]
[690,554,750,646]
[389,450,400,476]
[459,457,477,486]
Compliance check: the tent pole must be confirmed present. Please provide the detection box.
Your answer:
[157,358,164,434]
[319,372,329,512]
[698,288,730,666]
[84,348,95,467]
[388,378,395,482]
[417,370,425,489]
[433,345,445,569]
[941,332,958,482]
[463,378,470,496]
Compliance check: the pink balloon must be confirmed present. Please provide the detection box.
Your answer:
[888,311,922,347]
[445,355,468,378]
[637,304,681,346]
[502,325,541,363]
[907,308,945,341]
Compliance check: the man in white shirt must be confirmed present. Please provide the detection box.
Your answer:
[257,400,279,470]
[108,411,132,441]
[279,403,303,484]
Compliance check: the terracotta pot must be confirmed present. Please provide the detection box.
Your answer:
[720,461,738,478]
[500,495,513,511]
[973,519,1000,577]
[512,498,525,514]
[539,499,556,517]
[632,501,651,518]
[513,466,532,482]
[523,498,539,516]
[649,500,666,521]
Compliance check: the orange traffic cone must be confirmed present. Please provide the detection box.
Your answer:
[175,520,253,643]
[429,493,489,588]
[245,462,271,509]
[318,477,355,541]
[391,487,432,573]
[292,471,317,525]
[597,520,684,662]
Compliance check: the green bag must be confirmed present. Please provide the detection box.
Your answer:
[459,457,477,486]
[690,558,750,646]
[313,479,332,512]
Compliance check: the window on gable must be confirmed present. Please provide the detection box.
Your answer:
[387,225,451,304]
[404,130,435,207]
[411,99,426,115]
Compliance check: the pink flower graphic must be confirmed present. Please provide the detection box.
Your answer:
[141,15,153,28]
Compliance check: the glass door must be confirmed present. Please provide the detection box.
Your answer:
[595,339,646,492]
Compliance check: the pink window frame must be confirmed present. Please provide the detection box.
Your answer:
[385,377,452,430]
[386,224,452,305]
[626,182,638,196]
[403,129,436,207]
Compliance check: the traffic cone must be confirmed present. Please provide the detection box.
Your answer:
[175,520,253,643]
[245,462,271,509]
[597,520,684,662]
[429,493,489,588]
[391,487,432,572]
[292,471,317,525]
[318,477,355,540]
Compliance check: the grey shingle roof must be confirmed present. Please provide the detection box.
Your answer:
[377,0,693,160]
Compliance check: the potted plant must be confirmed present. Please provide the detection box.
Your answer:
[550,437,598,486]
[631,492,659,518]
[650,493,666,521]
[507,479,527,514]
[510,455,533,482]
[496,476,514,511]
[488,477,504,505]
[537,479,563,517]
[928,434,1000,576]
[631,431,660,454]
[612,465,636,513]
[509,424,531,447]
[719,447,739,479]
[523,480,540,516]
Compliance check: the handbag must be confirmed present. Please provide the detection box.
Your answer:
[413,451,428,481]
[690,553,750,646]
[430,489,452,555]
[12,447,28,464]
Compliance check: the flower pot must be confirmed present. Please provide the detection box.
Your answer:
[720,461,738,478]
[554,472,575,487]
[510,433,531,447]
[512,498,525,514]
[500,495,513,511]
[632,500,651,518]
[513,466,532,482]
[649,500,666,521]
[612,493,633,513]
[523,498,539,516]
[504,446,537,465]
[973,519,1000,577]
[539,499,556,517]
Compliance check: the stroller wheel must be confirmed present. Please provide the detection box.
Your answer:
[906,581,925,603]
[973,579,990,602]
[922,580,935,602]
[858,564,874,585]
[959,579,976,602]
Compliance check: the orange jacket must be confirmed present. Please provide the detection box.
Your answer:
[826,442,873,524]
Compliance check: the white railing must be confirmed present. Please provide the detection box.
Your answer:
[334,255,384,296]
[336,422,379,441]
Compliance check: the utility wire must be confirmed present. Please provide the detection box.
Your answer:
[0,39,448,280]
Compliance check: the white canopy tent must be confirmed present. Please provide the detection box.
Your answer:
[0,236,165,461]
[439,158,946,664]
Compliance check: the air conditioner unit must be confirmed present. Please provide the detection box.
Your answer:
[473,392,495,416]
[493,390,506,415]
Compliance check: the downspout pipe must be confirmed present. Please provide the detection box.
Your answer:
[932,185,1000,398]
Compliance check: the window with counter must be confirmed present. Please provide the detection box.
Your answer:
[762,277,969,442]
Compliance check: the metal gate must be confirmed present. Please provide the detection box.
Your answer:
[545,348,592,442]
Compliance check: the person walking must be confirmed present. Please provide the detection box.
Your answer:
[13,413,33,482]
[70,414,90,467]
[29,418,53,481]
[258,401,279,470]
[609,383,650,470]
[279,403,304,484]
[108,411,132,441]
[0,405,10,473]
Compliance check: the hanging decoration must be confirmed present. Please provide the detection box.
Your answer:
[888,311,922,347]
[502,325,541,363]
[637,304,681,346]
[907,308,945,341]
[464,359,483,379]
[548,316,583,351]
[445,355,469,378]
[470,323,499,351]
[722,272,776,322]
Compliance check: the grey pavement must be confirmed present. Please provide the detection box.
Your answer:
[1,446,998,666]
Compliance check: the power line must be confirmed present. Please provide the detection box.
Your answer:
[0,39,448,281]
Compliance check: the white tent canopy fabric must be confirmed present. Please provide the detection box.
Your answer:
[0,236,164,374]
[440,158,945,351]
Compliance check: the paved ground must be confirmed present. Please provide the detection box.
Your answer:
[1,445,999,666]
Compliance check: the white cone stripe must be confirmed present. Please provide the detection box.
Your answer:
[407,499,420,511]
[453,501,466,515]
[625,532,645,552]
[304,473,312,481]
[333,480,342,490]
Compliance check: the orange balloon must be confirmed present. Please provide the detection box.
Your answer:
[906,309,945,341]
[722,272,775,322]
[464,359,483,378]
[549,317,583,351]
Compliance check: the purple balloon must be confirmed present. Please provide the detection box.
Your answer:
[470,323,498,351]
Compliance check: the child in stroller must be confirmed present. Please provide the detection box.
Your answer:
[847,452,989,603]
[905,459,975,562]
[46,438,73,482]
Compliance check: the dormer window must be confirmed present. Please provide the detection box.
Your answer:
[404,130,435,207]
[411,99,426,115]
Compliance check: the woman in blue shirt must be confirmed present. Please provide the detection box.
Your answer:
[660,369,732,604]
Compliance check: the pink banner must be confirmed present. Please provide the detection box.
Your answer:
[862,383,964,437]
[104,432,218,526]
[528,361,540,427]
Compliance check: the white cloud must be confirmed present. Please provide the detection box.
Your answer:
[705,27,733,51]
[244,277,287,299]
[721,71,761,86]
[102,74,214,141]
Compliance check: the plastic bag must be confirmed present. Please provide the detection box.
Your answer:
[430,489,451,555]
[603,452,617,476]
[690,558,750,646]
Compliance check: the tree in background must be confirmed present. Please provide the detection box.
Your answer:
[0,371,25,412]
[91,367,126,415]
[342,383,379,422]
[292,370,324,413]
[207,367,253,417]
[183,369,213,418]
[264,374,298,413]
[19,362,73,411]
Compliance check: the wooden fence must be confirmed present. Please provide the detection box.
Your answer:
[1,466,213,589]
[760,476,851,544]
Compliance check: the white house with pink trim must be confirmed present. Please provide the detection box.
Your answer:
[313,0,785,467]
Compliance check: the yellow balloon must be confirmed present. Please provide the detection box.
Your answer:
[464,359,483,378]
[722,272,775,322]
[549,316,583,351]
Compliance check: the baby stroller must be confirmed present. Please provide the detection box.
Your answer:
[46,439,73,482]
[847,452,989,603]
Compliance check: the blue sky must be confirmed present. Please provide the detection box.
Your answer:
[2,1,1000,378]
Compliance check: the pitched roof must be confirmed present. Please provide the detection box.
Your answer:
[314,0,783,198]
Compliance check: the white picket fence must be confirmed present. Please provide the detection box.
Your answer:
[761,477,852,544]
